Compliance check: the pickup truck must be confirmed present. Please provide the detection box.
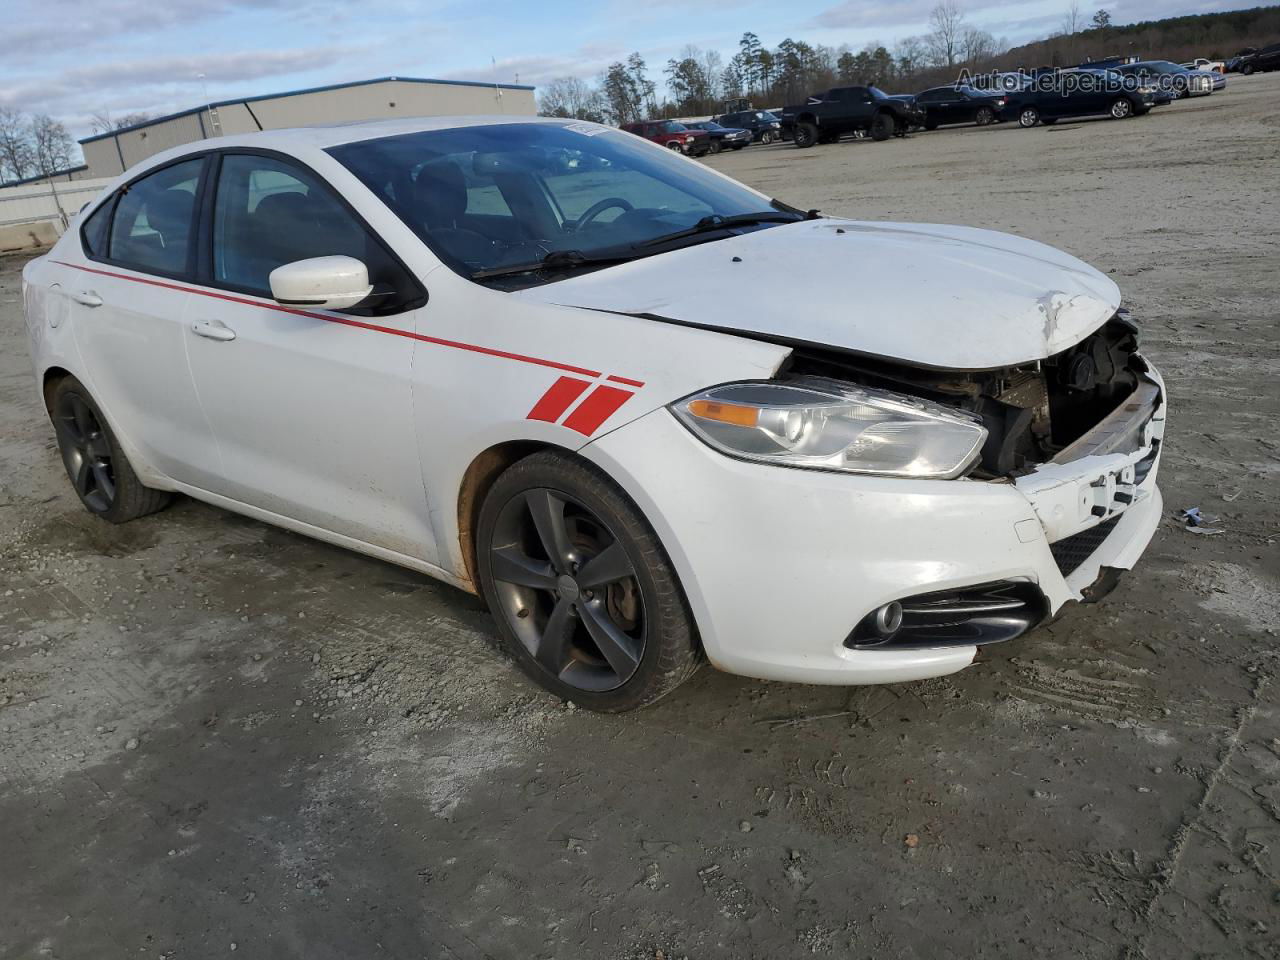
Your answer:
[779,85,925,146]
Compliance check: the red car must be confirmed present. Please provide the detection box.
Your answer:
[620,120,712,156]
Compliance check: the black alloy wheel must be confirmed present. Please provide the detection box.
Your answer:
[55,389,115,513]
[487,487,646,692]
[869,112,896,141]
[975,106,995,125]
[49,376,172,523]
[477,452,700,711]
[793,122,818,147]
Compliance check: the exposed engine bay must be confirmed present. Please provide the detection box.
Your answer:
[781,312,1152,479]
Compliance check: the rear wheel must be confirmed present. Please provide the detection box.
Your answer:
[869,112,896,141]
[975,106,995,125]
[792,122,818,147]
[1019,106,1040,127]
[1110,97,1134,119]
[476,452,701,712]
[50,377,172,523]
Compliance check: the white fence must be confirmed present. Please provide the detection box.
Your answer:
[0,177,113,229]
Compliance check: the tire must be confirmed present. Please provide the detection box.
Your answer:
[1241,63,1253,75]
[666,141,683,151]
[50,376,172,524]
[759,130,775,144]
[975,106,995,126]
[1110,97,1134,119]
[1018,106,1040,127]
[869,112,896,141]
[792,122,818,148]
[924,119,939,131]
[476,451,701,712]
[708,140,722,154]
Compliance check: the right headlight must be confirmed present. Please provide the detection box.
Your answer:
[670,378,987,479]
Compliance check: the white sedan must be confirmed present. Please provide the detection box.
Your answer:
[21,116,1166,711]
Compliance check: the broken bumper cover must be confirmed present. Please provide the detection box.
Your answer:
[582,363,1165,686]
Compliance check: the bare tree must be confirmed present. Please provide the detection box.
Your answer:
[538,77,607,122]
[0,107,36,182]
[29,114,75,176]
[90,110,154,135]
[928,1,965,68]
[1062,0,1083,35]
[962,27,997,64]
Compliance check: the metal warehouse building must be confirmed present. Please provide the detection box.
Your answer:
[78,76,536,178]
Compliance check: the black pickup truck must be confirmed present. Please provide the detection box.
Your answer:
[779,85,925,146]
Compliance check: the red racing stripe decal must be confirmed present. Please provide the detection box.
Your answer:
[527,376,592,422]
[561,385,634,436]
[52,260,605,379]
[606,374,645,388]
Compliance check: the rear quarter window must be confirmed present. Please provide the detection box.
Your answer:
[79,198,113,257]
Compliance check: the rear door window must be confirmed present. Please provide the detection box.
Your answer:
[106,159,203,276]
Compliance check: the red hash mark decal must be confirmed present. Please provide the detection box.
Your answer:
[527,376,592,423]
[527,378,638,436]
[562,385,634,436]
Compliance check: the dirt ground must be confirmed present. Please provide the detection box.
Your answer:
[2,74,1278,960]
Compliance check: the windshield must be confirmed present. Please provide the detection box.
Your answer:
[868,87,890,99]
[328,121,790,285]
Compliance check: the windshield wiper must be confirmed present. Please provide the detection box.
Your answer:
[470,249,635,281]
[636,211,804,249]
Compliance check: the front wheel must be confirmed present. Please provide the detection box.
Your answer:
[1241,63,1254,75]
[759,130,775,144]
[1110,97,1134,119]
[666,141,683,152]
[708,140,722,154]
[792,122,818,147]
[975,106,995,125]
[50,376,172,523]
[869,112,896,141]
[476,452,701,712]
[1018,106,1040,127]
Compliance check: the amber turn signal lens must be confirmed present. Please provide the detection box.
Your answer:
[685,399,760,428]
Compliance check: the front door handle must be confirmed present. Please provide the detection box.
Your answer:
[191,319,236,342]
[72,290,103,307]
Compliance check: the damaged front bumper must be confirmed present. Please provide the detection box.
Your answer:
[582,362,1166,687]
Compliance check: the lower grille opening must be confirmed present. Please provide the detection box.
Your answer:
[1050,514,1123,577]
[845,581,1048,650]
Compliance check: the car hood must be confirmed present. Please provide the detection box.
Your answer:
[515,219,1122,369]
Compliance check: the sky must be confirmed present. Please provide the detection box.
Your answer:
[4,0,1244,143]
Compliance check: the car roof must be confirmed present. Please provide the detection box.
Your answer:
[134,115,590,167]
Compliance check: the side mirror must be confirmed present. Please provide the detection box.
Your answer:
[268,256,372,310]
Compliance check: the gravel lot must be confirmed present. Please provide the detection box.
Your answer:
[2,73,1278,960]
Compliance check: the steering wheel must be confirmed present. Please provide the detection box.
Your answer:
[572,197,634,231]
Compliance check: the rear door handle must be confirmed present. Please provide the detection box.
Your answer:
[72,290,103,307]
[191,319,236,342]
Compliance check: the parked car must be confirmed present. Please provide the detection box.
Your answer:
[681,121,753,153]
[1005,69,1159,126]
[1225,48,1256,72]
[620,120,711,156]
[22,116,1167,711]
[779,85,926,145]
[914,86,1010,128]
[1234,42,1280,74]
[1112,60,1213,97]
[1181,57,1225,73]
[715,109,785,143]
